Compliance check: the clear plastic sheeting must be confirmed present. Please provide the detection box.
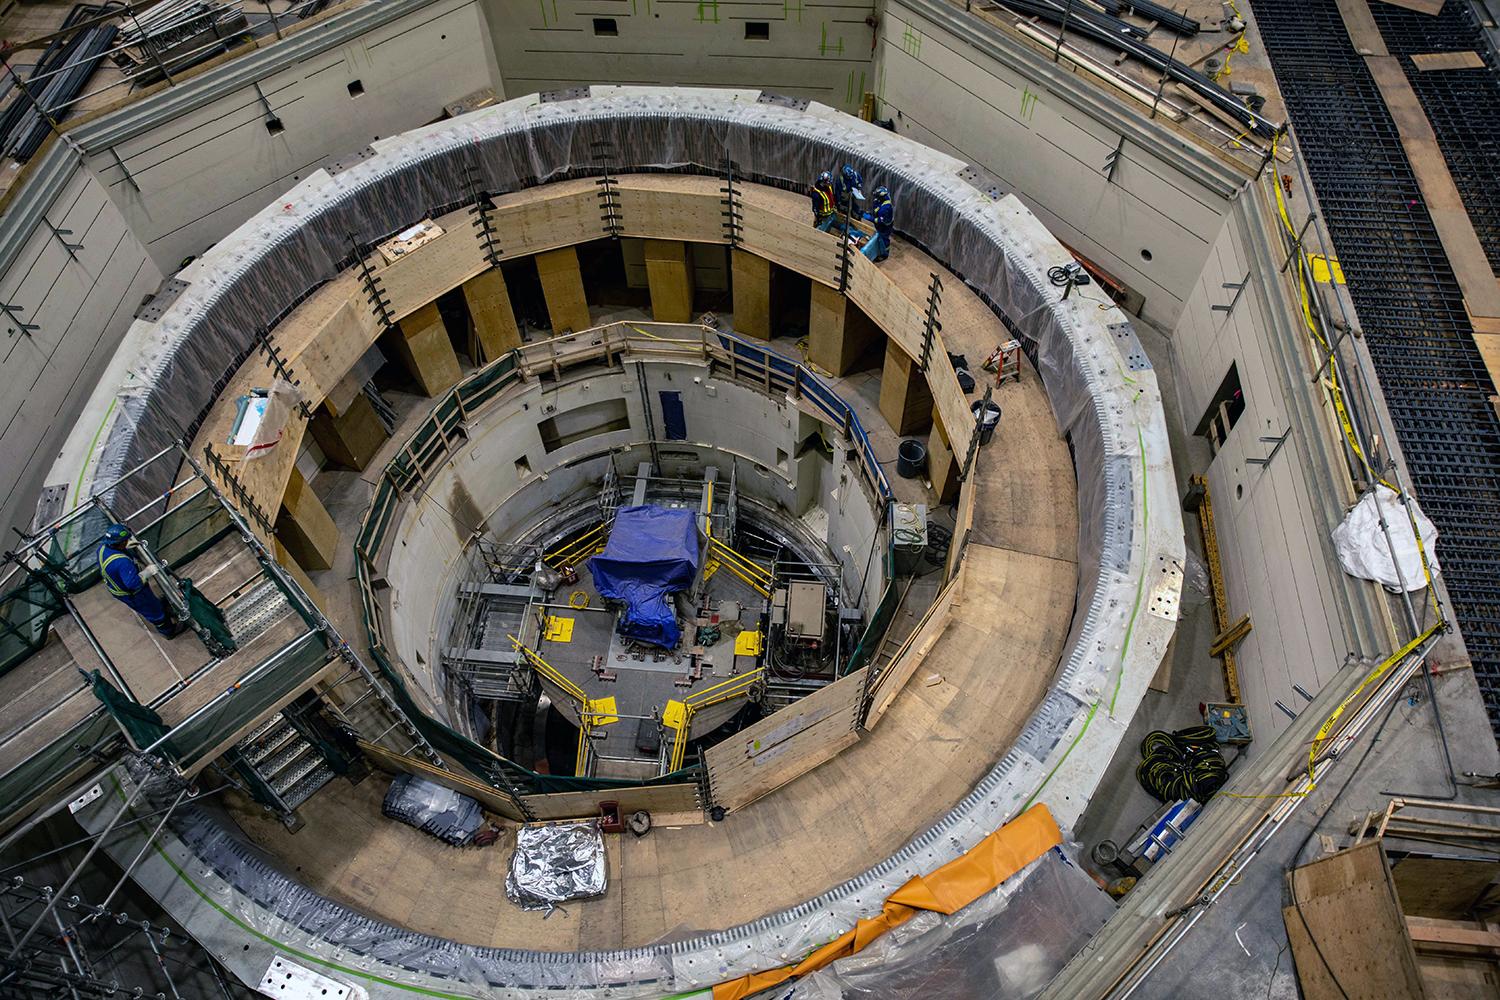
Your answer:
[1332,485,1439,593]
[506,821,608,912]
[52,88,1181,995]
[381,774,485,846]
[754,849,1114,1000]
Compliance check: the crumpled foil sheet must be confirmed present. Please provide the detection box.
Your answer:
[506,821,607,911]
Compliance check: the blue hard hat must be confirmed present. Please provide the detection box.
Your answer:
[816,170,832,185]
[103,524,130,545]
[841,165,865,199]
[874,185,891,201]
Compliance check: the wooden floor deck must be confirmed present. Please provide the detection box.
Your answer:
[227,220,1079,949]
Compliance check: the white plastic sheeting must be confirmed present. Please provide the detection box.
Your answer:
[1332,486,1439,593]
[58,88,1181,997]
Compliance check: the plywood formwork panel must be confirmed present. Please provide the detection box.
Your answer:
[462,268,523,362]
[731,249,773,340]
[643,239,696,323]
[387,301,463,397]
[1283,840,1429,1000]
[617,179,724,244]
[535,246,593,334]
[705,668,868,812]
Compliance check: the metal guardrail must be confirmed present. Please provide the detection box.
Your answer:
[353,320,900,796]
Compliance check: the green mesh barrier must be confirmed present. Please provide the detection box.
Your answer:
[0,710,115,823]
[180,579,236,655]
[0,574,66,679]
[89,671,174,753]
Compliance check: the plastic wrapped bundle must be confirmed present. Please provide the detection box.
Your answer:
[506,821,607,911]
[381,774,484,846]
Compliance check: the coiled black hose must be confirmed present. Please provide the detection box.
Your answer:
[1136,726,1228,802]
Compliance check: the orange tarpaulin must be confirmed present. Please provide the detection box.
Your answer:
[711,803,1064,1000]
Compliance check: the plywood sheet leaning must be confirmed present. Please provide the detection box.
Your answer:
[1283,840,1429,999]
[705,667,868,812]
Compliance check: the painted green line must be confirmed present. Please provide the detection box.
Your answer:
[1109,427,1150,716]
[538,0,548,26]
[1023,698,1099,811]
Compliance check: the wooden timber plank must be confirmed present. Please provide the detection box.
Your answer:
[1362,56,1500,319]
[1410,51,1484,71]
[1377,0,1445,14]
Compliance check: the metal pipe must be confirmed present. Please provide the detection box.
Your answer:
[6,778,147,959]
[89,786,188,918]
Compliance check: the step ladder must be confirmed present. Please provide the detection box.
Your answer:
[234,712,337,827]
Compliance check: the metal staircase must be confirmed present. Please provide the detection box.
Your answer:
[233,712,337,823]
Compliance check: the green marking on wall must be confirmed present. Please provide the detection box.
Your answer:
[784,0,804,22]
[1020,85,1040,120]
[819,22,844,55]
[696,0,720,22]
[857,69,866,109]
[900,23,921,58]
[878,65,886,101]
[538,0,548,26]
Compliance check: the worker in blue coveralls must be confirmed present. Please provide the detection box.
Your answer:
[810,171,837,231]
[832,164,865,221]
[98,525,183,637]
[861,186,894,263]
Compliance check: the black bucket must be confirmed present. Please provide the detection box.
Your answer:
[972,400,1002,445]
[897,439,927,478]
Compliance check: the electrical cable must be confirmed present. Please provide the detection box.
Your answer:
[1136,726,1229,802]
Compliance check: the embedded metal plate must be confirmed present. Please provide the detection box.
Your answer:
[1110,321,1152,372]
[323,145,377,175]
[957,163,1006,201]
[539,87,589,103]
[133,277,190,322]
[1147,553,1184,621]
[31,484,67,531]
[259,955,365,1000]
[756,92,810,111]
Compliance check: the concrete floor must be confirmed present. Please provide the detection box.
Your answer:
[1074,314,1500,998]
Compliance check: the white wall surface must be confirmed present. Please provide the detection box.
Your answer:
[0,151,163,540]
[875,0,1235,325]
[1168,187,1386,745]
[82,0,502,269]
[482,0,876,111]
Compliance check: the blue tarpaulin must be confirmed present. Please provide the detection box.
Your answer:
[588,505,702,648]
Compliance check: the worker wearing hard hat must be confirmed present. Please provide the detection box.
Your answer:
[832,164,865,219]
[810,171,837,231]
[861,186,894,263]
[97,524,184,637]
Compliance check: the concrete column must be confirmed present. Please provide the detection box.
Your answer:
[462,268,522,362]
[878,338,934,437]
[536,247,592,334]
[808,282,881,376]
[276,466,338,572]
[731,249,773,340]
[927,409,960,504]
[388,302,461,397]
[309,393,388,471]
[644,239,695,323]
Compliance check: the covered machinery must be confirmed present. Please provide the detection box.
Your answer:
[587,505,703,648]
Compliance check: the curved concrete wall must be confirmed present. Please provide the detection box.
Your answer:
[49,89,1181,995]
[383,354,884,715]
